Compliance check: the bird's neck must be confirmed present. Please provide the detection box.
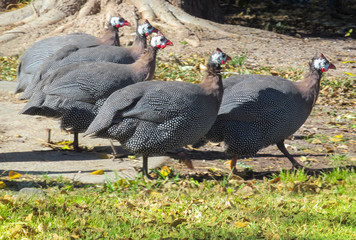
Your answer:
[132,45,157,81]
[131,32,147,58]
[295,66,323,111]
[199,63,224,105]
[99,27,119,46]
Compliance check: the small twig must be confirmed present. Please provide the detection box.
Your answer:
[46,128,51,143]
[221,72,240,75]
[30,2,39,18]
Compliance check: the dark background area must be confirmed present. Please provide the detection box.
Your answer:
[221,0,356,38]
[1,0,355,38]
[171,0,356,38]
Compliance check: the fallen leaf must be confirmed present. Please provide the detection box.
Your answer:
[128,155,136,159]
[99,154,110,159]
[230,175,244,180]
[337,145,348,150]
[311,138,322,144]
[171,218,187,227]
[0,181,5,189]
[25,213,33,222]
[9,171,22,179]
[160,166,171,176]
[0,198,12,205]
[239,185,255,197]
[187,145,200,151]
[235,221,249,228]
[10,224,24,238]
[90,170,104,175]
[329,134,344,143]
[61,145,70,150]
[269,176,281,184]
[150,191,161,196]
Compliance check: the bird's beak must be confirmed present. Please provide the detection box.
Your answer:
[123,20,130,27]
[226,55,232,61]
[152,27,159,33]
[328,63,336,69]
[165,40,173,46]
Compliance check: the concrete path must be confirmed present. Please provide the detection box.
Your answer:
[0,81,169,183]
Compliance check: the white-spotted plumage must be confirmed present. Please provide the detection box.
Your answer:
[205,54,335,170]
[84,48,231,177]
[19,20,156,100]
[20,32,172,151]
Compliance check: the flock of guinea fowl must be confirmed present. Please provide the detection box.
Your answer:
[14,17,336,177]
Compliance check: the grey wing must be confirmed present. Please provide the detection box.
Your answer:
[84,83,150,136]
[219,75,296,122]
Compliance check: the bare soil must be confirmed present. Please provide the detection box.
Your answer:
[0,1,355,181]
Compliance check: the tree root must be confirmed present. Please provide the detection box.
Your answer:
[0,0,43,27]
[129,0,238,38]
[0,0,246,53]
[0,0,86,44]
[0,8,66,43]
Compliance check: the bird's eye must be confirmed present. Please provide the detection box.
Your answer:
[119,18,124,23]
[148,25,153,29]
[222,53,226,58]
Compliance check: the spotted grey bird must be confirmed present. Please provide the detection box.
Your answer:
[21,33,173,151]
[19,19,158,100]
[204,54,336,172]
[15,16,130,96]
[84,48,231,177]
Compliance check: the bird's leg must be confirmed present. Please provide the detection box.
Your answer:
[109,139,118,157]
[142,155,152,179]
[230,155,239,175]
[276,140,304,169]
[176,152,194,169]
[73,131,82,152]
[108,140,129,161]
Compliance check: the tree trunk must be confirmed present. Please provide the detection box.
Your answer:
[169,0,223,23]
[0,0,233,56]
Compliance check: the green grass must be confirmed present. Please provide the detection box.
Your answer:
[2,53,355,106]
[0,168,355,239]
[154,53,355,107]
[0,56,19,81]
[1,51,354,239]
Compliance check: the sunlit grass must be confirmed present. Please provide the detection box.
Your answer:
[0,168,355,239]
[0,56,19,81]
[4,0,32,12]
[2,53,354,106]
[155,53,355,107]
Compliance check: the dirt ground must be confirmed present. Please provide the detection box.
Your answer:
[0,1,355,181]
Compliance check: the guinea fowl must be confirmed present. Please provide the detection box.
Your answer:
[14,17,130,95]
[204,54,336,172]
[84,48,231,177]
[21,33,173,151]
[19,19,157,100]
